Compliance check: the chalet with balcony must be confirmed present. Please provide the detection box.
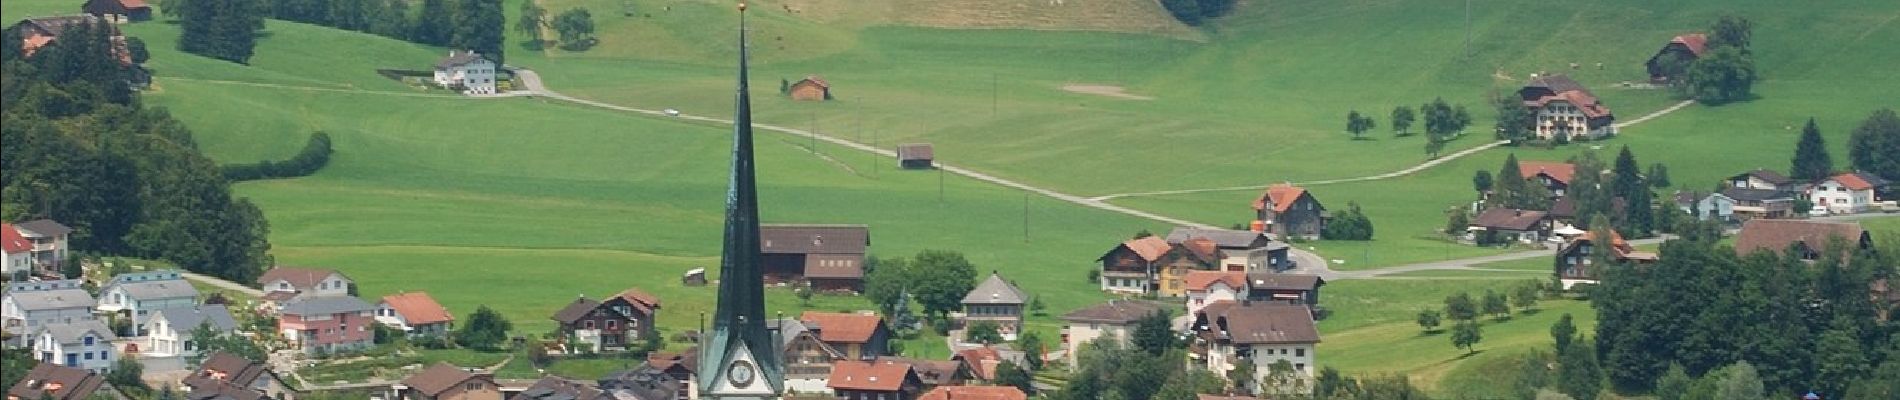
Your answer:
[1060,300,1163,367]
[1,220,71,277]
[828,360,924,400]
[1165,227,1291,272]
[961,272,1027,338]
[1191,301,1320,395]
[1554,230,1658,289]
[6,363,125,400]
[550,296,639,353]
[777,319,847,393]
[1097,236,1169,295]
[1518,75,1615,140]
[395,363,502,400]
[1733,219,1873,261]
[1243,272,1324,307]
[801,311,891,360]
[1468,208,1553,244]
[1253,184,1327,239]
[760,224,870,292]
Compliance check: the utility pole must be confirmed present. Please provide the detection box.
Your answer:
[992,72,999,119]
[1022,191,1030,241]
[1464,0,1472,58]
[810,111,819,155]
[938,167,945,203]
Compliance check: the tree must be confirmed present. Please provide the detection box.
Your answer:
[177,0,265,63]
[1421,97,1469,157]
[1472,170,1493,196]
[1791,118,1833,180]
[908,250,978,318]
[1444,292,1478,321]
[1443,207,1470,236]
[516,0,548,47]
[1647,163,1672,188]
[965,322,1003,344]
[1556,342,1602,400]
[1550,313,1578,354]
[1415,309,1442,333]
[1610,146,1654,237]
[1345,110,1375,140]
[1495,92,1534,143]
[1158,0,1203,25]
[1495,154,1529,208]
[994,359,1035,394]
[863,256,909,313]
[158,0,185,18]
[1708,15,1753,53]
[1482,290,1510,320]
[1154,370,1226,400]
[106,357,150,398]
[1714,362,1767,400]
[411,0,453,45]
[1029,295,1047,316]
[552,8,596,50]
[1813,319,1871,396]
[1322,201,1375,241]
[1654,364,1693,400]
[1132,310,1175,355]
[189,323,263,368]
[1391,106,1416,136]
[1848,108,1900,180]
[1685,46,1757,104]
[1450,321,1482,354]
[450,0,506,64]
[124,37,149,64]
[456,305,512,350]
[1513,284,1538,311]
[794,283,814,306]
[1019,331,1046,371]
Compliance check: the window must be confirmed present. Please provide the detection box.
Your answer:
[466,382,480,391]
[84,336,94,346]
[1296,363,1306,371]
[584,321,596,329]
[606,320,618,330]
[85,352,94,360]
[1296,348,1305,357]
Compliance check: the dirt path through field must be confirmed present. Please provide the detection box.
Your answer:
[1061,84,1154,100]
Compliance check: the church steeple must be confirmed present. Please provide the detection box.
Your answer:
[698,3,783,398]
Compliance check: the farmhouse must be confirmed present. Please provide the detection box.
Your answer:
[1646,34,1707,83]
[1191,301,1320,395]
[1468,208,1553,244]
[1518,161,1576,197]
[600,287,661,341]
[1252,183,1327,239]
[1673,191,1736,222]
[1722,187,1797,220]
[917,386,1026,400]
[1811,172,1881,215]
[776,319,846,393]
[509,376,606,400]
[96,270,199,330]
[1733,219,1871,260]
[182,352,296,400]
[801,311,891,360]
[1097,235,1169,294]
[30,320,118,373]
[897,143,935,169]
[376,291,455,338]
[827,360,924,400]
[1155,237,1222,297]
[6,363,124,400]
[142,305,238,358]
[81,0,151,22]
[278,296,376,355]
[9,15,131,64]
[947,347,1007,384]
[879,356,970,389]
[433,50,498,95]
[760,224,870,292]
[550,296,641,353]
[1243,272,1324,307]
[394,362,502,400]
[2,219,72,277]
[1182,271,1246,317]
[1164,227,1290,272]
[789,76,831,101]
[1727,169,1803,192]
[599,351,698,400]
[1060,300,1164,367]
[1547,197,1624,227]
[1554,230,1657,289]
[1518,75,1615,140]
[2,280,95,346]
[961,272,1028,338]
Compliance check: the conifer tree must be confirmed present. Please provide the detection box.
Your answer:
[1791,118,1833,180]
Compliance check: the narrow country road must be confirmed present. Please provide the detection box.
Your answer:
[179,271,265,297]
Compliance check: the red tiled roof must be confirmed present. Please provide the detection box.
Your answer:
[1120,236,1172,262]
[1518,161,1576,184]
[1830,173,1875,190]
[828,360,915,392]
[1253,183,1308,212]
[615,287,662,314]
[798,76,830,89]
[918,386,1026,400]
[1,223,30,253]
[1672,33,1709,57]
[801,311,884,344]
[1733,219,1868,257]
[381,292,453,325]
[1183,271,1247,292]
[952,347,1003,381]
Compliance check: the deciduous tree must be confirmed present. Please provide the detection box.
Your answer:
[457,305,513,351]
[1132,310,1176,355]
[1415,309,1442,333]
[909,250,977,318]
[1451,321,1482,354]
[1391,105,1415,137]
[1848,108,1900,180]
[552,8,596,50]
[1444,292,1477,321]
[1482,290,1510,320]
[516,1,548,47]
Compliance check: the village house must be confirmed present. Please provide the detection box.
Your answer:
[1554,230,1658,289]
[948,347,1010,385]
[1518,75,1615,140]
[8,15,132,64]
[916,386,1026,400]
[2,219,72,277]
[1191,301,1321,395]
[601,287,661,341]
[6,363,126,400]
[256,267,354,301]
[1165,227,1291,272]
[1733,219,1872,260]
[96,270,199,331]
[599,351,697,400]
[1155,238,1222,297]
[1811,172,1881,215]
[182,352,297,400]
[1673,190,1736,222]
[394,363,503,400]
[776,319,846,393]
[827,360,924,400]
[1097,235,1169,294]
[1243,272,1325,307]
[1547,197,1625,228]
[761,224,871,292]
[1468,208,1553,244]
[433,50,498,95]
[278,296,375,355]
[30,320,118,373]
[80,0,151,22]
[550,296,639,353]
[142,305,238,358]
[1722,187,1797,220]
[961,272,1027,339]
[1518,161,1576,198]
[881,357,970,389]
[1060,300,1164,367]
[897,144,935,169]
[1252,183,1327,239]
[1727,169,1805,192]
[1646,34,1707,83]
[2,280,95,346]
[1182,271,1246,317]
[508,376,607,400]
[377,292,455,338]
[789,76,831,101]
[801,311,891,360]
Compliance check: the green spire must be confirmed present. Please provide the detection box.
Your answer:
[699,3,783,394]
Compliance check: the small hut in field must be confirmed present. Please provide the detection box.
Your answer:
[789,76,831,101]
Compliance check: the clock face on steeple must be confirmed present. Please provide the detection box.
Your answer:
[728,360,757,388]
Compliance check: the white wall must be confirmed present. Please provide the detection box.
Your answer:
[36,330,116,373]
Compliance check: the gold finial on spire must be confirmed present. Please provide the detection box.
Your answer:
[738,2,747,12]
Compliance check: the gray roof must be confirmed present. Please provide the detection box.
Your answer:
[39,320,115,344]
[435,51,487,69]
[1720,187,1794,202]
[111,278,199,300]
[5,279,84,292]
[279,296,373,316]
[5,287,94,311]
[1164,227,1271,249]
[152,305,239,333]
[14,219,73,237]
[1061,300,1163,324]
[962,272,1027,305]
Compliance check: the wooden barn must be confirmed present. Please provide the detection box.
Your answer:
[1645,33,1707,83]
[82,0,151,22]
[789,76,830,101]
[896,143,934,169]
[760,224,869,292]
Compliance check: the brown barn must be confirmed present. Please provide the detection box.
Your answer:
[1646,33,1707,83]
[761,224,870,292]
[896,143,934,169]
[789,76,830,101]
[1252,183,1327,240]
[82,0,151,22]
[11,15,129,63]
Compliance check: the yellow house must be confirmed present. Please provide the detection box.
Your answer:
[1155,237,1222,297]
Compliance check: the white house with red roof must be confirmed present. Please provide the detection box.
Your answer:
[1518,75,1615,141]
[1,223,33,277]
[1811,173,1880,215]
[375,292,454,337]
[1182,271,1247,317]
[3,220,73,278]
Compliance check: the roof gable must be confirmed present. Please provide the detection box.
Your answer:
[1245,273,1323,291]
[896,144,934,161]
[1,223,29,253]
[919,386,1026,400]
[759,224,870,255]
[255,267,346,290]
[279,296,373,316]
[402,362,486,396]
[14,219,72,237]
[551,297,604,324]
[962,272,1027,305]
[1201,301,1320,345]
[828,360,919,392]
[1182,271,1247,292]
[1826,173,1875,190]
[1254,184,1313,213]
[800,311,885,344]
[1472,208,1549,231]
[1105,236,1171,263]
[153,305,240,333]
[1671,33,1709,56]
[1733,219,1870,257]
[1518,161,1577,184]
[381,292,454,325]
[7,363,107,400]
[1164,227,1271,249]
[1061,300,1163,324]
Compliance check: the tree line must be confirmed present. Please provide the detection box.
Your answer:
[2,19,273,282]
[1341,99,1472,159]
[1159,0,1235,26]
[163,0,508,65]
[222,131,333,181]
[517,2,597,51]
